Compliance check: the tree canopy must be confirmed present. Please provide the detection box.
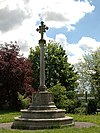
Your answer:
[29,41,78,93]
[76,47,100,108]
[0,43,33,109]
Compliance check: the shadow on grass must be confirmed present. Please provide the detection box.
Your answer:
[0,109,19,115]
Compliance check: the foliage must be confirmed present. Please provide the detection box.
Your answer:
[91,48,100,108]
[87,100,97,115]
[48,83,67,109]
[75,58,92,93]
[76,47,100,108]
[74,107,86,114]
[28,46,40,90]
[0,43,33,109]
[48,83,80,113]
[18,93,31,109]
[29,41,78,92]
[29,41,79,113]
[65,99,81,113]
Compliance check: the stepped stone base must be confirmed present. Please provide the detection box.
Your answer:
[12,91,73,130]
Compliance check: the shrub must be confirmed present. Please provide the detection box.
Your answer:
[48,83,67,109]
[18,93,31,109]
[48,83,81,113]
[87,100,97,114]
[65,99,81,113]
[74,107,86,114]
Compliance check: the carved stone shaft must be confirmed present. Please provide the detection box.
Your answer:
[39,39,46,91]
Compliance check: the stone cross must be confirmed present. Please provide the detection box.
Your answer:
[36,21,48,40]
[36,21,48,91]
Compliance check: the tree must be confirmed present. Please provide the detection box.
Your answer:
[90,48,100,108]
[75,55,92,94]
[0,42,33,109]
[29,41,78,94]
[76,47,100,108]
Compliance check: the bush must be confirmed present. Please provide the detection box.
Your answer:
[18,93,31,109]
[87,100,97,114]
[48,83,67,109]
[65,99,81,114]
[97,100,100,109]
[74,107,86,114]
[48,83,81,113]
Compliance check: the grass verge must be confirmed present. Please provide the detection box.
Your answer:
[0,126,100,133]
[67,113,100,125]
[0,110,20,123]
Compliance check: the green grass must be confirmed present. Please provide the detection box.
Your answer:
[0,110,20,123]
[0,110,100,133]
[67,113,100,125]
[0,126,100,133]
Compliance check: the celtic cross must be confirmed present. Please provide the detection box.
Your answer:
[36,21,48,40]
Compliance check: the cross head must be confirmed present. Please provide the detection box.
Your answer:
[36,21,48,40]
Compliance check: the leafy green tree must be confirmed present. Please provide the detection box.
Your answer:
[90,48,100,108]
[75,56,92,93]
[29,41,78,94]
[76,47,100,108]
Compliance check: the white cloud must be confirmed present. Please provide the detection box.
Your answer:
[0,0,95,33]
[55,34,68,48]
[41,0,95,30]
[78,37,100,51]
[0,0,96,59]
[0,6,30,32]
[55,34,84,64]
[55,34,100,64]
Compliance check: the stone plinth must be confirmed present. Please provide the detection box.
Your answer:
[29,91,57,110]
[12,91,73,130]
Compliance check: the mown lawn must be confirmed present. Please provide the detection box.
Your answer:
[0,110,20,123]
[0,126,100,133]
[67,113,100,125]
[0,110,100,133]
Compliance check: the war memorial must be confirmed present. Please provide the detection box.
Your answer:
[12,21,73,130]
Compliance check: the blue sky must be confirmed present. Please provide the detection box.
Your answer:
[46,0,100,43]
[68,0,100,43]
[0,0,100,64]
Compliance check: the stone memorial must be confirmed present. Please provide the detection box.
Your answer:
[12,21,73,130]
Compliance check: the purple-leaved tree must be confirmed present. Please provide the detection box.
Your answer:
[0,42,33,109]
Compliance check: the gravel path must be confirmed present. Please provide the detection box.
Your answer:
[75,122,99,128]
[0,122,13,129]
[0,122,99,130]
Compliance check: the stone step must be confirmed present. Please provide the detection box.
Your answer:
[28,104,57,110]
[12,91,74,130]
[12,116,73,130]
[20,109,66,119]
